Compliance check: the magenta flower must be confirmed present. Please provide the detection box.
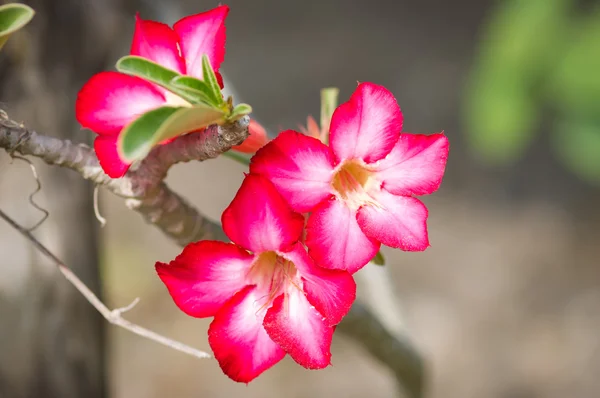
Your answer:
[251,82,449,273]
[75,6,228,178]
[156,174,356,382]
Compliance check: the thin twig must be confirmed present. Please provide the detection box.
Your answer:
[93,185,107,227]
[0,208,211,360]
[8,155,49,231]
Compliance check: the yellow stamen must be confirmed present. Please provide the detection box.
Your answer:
[331,160,381,210]
[250,251,303,314]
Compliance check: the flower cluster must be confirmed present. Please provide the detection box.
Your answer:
[75,5,448,383]
[75,5,266,177]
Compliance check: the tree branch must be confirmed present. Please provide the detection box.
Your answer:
[0,109,244,243]
[341,265,425,398]
[0,109,422,397]
[338,302,423,397]
[0,208,211,360]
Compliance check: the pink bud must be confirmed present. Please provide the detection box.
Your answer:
[232,119,269,154]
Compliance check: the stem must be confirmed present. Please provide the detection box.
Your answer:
[221,149,251,166]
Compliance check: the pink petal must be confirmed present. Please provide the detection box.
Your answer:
[222,174,304,253]
[305,198,380,274]
[329,82,403,164]
[173,5,229,79]
[130,14,186,74]
[94,136,130,178]
[231,119,269,154]
[155,241,253,318]
[250,130,335,213]
[215,70,225,89]
[263,289,334,369]
[76,71,166,136]
[357,189,430,251]
[209,286,286,383]
[375,133,449,196]
[281,243,356,325]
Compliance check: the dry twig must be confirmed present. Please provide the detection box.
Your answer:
[0,208,211,359]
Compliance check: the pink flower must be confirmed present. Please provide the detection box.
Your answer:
[156,174,356,382]
[76,6,229,178]
[251,82,449,273]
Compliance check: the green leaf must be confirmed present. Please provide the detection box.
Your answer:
[464,74,539,164]
[320,87,339,144]
[201,54,224,105]
[118,104,227,162]
[552,119,600,184]
[546,6,600,120]
[372,250,385,266]
[117,55,178,88]
[474,0,570,80]
[0,3,35,51]
[462,0,570,165]
[170,75,219,106]
[228,103,252,122]
[117,56,211,105]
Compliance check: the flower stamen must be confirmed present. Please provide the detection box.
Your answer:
[252,253,302,314]
[332,161,381,210]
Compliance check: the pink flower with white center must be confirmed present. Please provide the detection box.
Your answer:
[250,82,449,273]
[75,6,229,178]
[156,174,356,382]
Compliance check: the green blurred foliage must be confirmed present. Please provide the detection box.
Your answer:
[464,0,600,183]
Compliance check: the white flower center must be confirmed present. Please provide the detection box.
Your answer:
[248,251,302,311]
[331,160,380,210]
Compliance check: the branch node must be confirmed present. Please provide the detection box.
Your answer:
[110,297,140,320]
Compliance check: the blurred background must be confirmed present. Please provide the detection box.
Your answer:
[1,0,600,397]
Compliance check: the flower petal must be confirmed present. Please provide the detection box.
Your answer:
[155,241,253,318]
[357,189,429,251]
[232,119,269,154]
[222,174,304,253]
[130,14,186,73]
[281,243,356,325]
[173,5,229,79]
[375,133,449,196]
[250,130,335,213]
[215,71,225,89]
[94,136,130,178]
[305,198,380,274]
[209,285,286,383]
[76,71,166,135]
[263,289,334,369]
[329,82,403,164]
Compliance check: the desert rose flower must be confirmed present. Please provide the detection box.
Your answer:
[156,174,356,382]
[251,82,449,273]
[76,6,229,177]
